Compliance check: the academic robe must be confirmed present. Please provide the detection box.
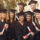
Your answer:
[6,21,16,40]
[34,23,40,40]
[26,21,38,40]
[15,21,29,40]
[0,20,7,40]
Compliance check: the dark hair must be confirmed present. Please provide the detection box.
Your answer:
[29,1,37,5]
[25,11,34,17]
[34,9,40,13]
[9,12,15,23]
[18,13,24,18]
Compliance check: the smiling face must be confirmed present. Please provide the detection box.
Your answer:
[2,13,6,19]
[19,5,24,12]
[19,15,24,22]
[35,13,40,20]
[26,14,32,21]
[35,13,39,19]
[38,14,40,23]
[30,3,37,11]
[35,13,40,24]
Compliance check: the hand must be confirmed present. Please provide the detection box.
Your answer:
[5,24,8,30]
[30,32,35,36]
[11,39,15,40]
[36,28,40,31]
[23,36,28,39]
[0,32,3,35]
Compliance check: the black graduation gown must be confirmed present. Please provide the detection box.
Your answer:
[26,21,38,40]
[34,24,40,40]
[0,21,7,40]
[0,20,3,32]
[15,21,29,40]
[7,21,16,40]
[30,23,40,40]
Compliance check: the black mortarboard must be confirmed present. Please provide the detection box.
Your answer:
[34,9,40,13]
[17,13,24,18]
[9,9,16,13]
[2,9,7,13]
[25,11,34,16]
[18,2,27,7]
[0,9,2,13]
[29,1,37,5]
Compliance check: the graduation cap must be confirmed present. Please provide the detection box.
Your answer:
[9,9,16,13]
[2,9,7,13]
[17,13,24,18]
[29,1,37,5]
[25,11,34,16]
[18,2,27,7]
[34,9,40,13]
[0,9,2,13]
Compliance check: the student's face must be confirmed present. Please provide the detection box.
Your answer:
[35,13,40,24]
[2,13,6,19]
[39,14,40,19]
[19,5,24,12]
[26,15,32,21]
[30,4,36,11]
[38,14,40,21]
[19,15,24,21]
[35,13,39,19]
[10,12,14,19]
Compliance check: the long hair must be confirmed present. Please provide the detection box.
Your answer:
[9,13,15,23]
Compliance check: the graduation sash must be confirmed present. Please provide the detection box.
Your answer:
[24,26,33,38]
[2,24,6,33]
[24,33,31,38]
[32,22,40,31]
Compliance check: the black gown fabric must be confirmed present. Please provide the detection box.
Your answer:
[26,21,38,40]
[34,23,40,40]
[0,20,7,40]
[15,21,29,40]
[6,21,16,40]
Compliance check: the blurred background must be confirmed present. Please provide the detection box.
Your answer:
[0,0,40,21]
[0,0,40,12]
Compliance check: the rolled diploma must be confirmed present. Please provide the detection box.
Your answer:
[32,22,40,31]
[27,26,32,32]
[2,24,6,33]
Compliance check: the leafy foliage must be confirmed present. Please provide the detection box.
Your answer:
[0,0,28,9]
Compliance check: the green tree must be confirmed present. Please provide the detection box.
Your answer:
[9,0,16,8]
[0,0,4,9]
